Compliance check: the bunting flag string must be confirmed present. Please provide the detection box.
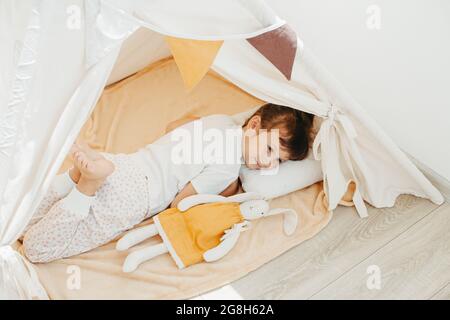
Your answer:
[247,24,298,80]
[165,37,223,91]
[166,24,297,91]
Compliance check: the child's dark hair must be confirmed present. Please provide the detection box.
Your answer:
[244,103,315,161]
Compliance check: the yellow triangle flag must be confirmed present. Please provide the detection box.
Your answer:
[165,37,223,91]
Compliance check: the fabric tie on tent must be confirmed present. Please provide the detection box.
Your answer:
[165,36,223,90]
[313,105,368,218]
[247,24,297,80]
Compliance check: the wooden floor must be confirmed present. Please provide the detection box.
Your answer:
[194,194,450,300]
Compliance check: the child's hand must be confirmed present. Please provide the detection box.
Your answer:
[219,179,241,197]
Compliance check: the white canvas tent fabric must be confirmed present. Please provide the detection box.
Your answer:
[0,0,443,299]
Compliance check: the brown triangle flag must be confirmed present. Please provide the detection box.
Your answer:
[165,37,223,91]
[247,24,298,80]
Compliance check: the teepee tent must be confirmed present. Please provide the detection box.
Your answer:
[0,0,443,299]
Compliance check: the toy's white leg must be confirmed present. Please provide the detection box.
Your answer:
[116,224,159,251]
[122,243,168,273]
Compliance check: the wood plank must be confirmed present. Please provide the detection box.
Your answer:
[231,195,439,299]
[431,283,450,300]
[310,203,450,300]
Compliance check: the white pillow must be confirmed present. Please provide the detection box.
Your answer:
[232,109,323,199]
[239,149,322,199]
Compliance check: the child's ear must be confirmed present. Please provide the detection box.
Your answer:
[248,115,261,131]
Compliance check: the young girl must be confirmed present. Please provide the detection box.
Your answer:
[23,104,314,263]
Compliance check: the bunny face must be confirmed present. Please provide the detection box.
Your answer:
[239,200,270,220]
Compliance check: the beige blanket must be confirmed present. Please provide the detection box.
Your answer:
[19,58,354,299]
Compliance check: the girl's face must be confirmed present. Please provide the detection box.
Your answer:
[242,116,290,170]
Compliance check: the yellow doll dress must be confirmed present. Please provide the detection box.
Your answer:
[153,202,244,269]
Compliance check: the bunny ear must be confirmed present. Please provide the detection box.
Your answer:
[178,192,263,211]
[225,192,263,203]
[267,208,298,236]
[178,194,227,211]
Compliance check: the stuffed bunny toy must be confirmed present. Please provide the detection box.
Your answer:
[116,192,298,273]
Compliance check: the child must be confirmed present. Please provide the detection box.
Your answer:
[23,104,314,263]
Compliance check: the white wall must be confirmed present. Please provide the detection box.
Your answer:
[267,0,450,181]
